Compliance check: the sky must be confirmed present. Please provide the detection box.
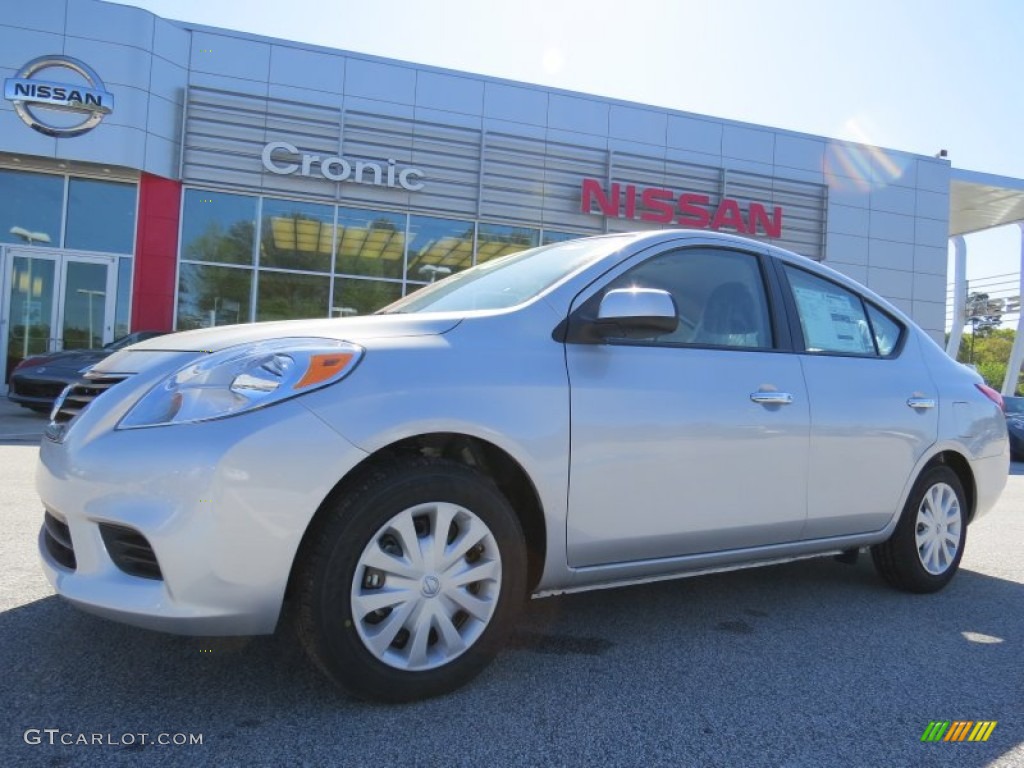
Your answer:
[112,0,1024,327]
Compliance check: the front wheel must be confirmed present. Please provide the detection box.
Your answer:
[293,457,527,702]
[871,465,967,593]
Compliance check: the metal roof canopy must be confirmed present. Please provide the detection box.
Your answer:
[950,168,1024,236]
[946,168,1024,397]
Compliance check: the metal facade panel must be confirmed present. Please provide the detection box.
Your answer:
[182,85,828,254]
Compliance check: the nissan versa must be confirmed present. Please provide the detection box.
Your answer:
[37,230,1009,701]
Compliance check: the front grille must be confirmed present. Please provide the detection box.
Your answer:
[99,524,163,580]
[43,511,76,570]
[51,373,130,425]
[11,379,66,399]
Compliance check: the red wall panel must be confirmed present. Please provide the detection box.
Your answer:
[131,173,181,331]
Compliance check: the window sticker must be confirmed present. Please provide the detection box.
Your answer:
[792,285,872,354]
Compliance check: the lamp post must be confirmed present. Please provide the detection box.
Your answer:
[9,226,51,246]
[76,289,106,349]
[418,264,452,283]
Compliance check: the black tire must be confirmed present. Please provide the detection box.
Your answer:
[871,465,967,594]
[293,456,527,702]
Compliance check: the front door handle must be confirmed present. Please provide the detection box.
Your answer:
[750,392,794,405]
[907,397,936,410]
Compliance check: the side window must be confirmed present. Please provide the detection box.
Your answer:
[866,303,903,357]
[606,247,773,349]
[784,266,876,356]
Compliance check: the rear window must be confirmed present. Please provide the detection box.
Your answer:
[785,266,903,357]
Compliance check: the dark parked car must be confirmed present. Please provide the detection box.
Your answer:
[1006,396,1024,461]
[7,332,166,412]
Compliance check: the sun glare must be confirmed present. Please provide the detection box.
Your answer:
[827,117,910,192]
[542,47,564,74]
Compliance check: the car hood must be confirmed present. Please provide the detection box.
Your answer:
[122,314,464,354]
[16,349,111,375]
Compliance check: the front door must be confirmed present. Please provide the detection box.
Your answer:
[1,248,117,381]
[565,245,810,567]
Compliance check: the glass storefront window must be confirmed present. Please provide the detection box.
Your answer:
[114,257,132,339]
[260,198,334,272]
[0,169,63,247]
[177,263,253,330]
[180,189,257,265]
[61,261,108,350]
[65,178,137,254]
[476,223,539,263]
[256,270,330,322]
[173,188,582,329]
[335,207,406,280]
[406,215,475,282]
[332,277,403,317]
[542,229,583,245]
[5,255,56,379]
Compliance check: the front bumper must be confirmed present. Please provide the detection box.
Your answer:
[7,373,69,408]
[37,398,368,635]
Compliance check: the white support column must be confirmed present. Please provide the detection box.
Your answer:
[945,235,967,359]
[1001,223,1024,396]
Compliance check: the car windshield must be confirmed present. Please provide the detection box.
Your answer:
[104,331,163,350]
[379,235,632,314]
[1005,396,1024,415]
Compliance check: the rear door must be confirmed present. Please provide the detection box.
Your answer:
[779,264,939,538]
[565,243,810,567]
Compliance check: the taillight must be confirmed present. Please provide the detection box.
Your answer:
[975,382,1005,412]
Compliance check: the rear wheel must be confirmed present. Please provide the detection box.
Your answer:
[871,465,967,593]
[294,457,526,702]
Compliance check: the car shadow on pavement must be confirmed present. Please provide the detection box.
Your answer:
[1,556,1021,767]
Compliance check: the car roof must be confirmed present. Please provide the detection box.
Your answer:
[618,229,914,328]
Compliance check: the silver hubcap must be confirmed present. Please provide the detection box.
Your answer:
[915,482,962,575]
[351,502,501,671]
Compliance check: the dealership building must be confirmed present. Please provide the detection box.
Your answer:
[2,0,1023,390]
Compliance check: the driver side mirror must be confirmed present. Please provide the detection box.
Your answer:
[589,288,679,340]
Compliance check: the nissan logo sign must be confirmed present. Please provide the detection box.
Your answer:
[3,55,114,138]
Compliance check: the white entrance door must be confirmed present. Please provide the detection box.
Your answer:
[1,247,118,382]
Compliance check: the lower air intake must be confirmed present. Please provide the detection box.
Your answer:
[99,523,163,580]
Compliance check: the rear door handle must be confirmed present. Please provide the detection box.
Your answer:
[750,392,794,405]
[907,397,936,410]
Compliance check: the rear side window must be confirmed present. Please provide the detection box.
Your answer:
[784,266,881,356]
[865,303,902,356]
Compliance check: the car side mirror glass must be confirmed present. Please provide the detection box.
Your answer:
[592,288,679,339]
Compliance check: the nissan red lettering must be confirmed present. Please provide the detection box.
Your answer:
[580,178,783,238]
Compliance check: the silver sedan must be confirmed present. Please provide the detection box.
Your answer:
[37,230,1009,701]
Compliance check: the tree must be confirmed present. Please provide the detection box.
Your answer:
[955,328,1022,395]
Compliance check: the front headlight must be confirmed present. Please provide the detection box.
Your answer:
[118,337,363,429]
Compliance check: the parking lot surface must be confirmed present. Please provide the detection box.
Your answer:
[1,425,1022,766]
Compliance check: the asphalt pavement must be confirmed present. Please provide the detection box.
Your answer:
[1,428,1022,767]
[0,397,46,443]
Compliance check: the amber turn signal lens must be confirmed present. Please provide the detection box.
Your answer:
[294,353,354,389]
